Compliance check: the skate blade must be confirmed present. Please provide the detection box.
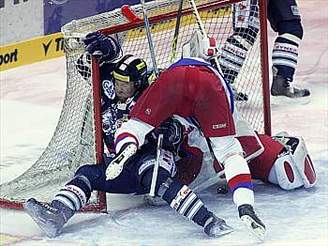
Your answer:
[24,201,60,238]
[211,226,234,238]
[270,94,311,105]
[106,144,137,180]
[240,215,266,241]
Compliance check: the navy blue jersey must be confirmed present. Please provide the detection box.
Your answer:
[76,55,144,153]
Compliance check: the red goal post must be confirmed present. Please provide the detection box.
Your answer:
[0,0,270,212]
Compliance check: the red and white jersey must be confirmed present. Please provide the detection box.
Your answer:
[130,58,235,138]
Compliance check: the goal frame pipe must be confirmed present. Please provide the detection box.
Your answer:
[102,0,245,36]
[258,0,271,136]
[84,58,107,212]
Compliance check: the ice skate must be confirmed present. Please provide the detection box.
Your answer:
[238,204,266,241]
[204,213,234,238]
[24,198,74,238]
[106,143,137,180]
[271,74,310,98]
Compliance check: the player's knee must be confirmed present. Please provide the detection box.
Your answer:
[138,150,176,192]
[75,164,102,179]
[157,177,185,204]
[74,164,104,189]
[268,135,316,190]
[278,20,303,40]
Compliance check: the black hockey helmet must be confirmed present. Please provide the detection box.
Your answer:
[112,54,148,89]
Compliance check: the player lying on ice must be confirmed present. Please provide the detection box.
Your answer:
[24,32,233,239]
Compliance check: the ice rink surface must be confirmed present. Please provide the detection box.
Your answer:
[0,1,327,245]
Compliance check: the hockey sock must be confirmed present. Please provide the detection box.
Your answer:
[219,34,248,84]
[142,168,212,227]
[224,155,254,207]
[52,175,91,212]
[160,178,212,227]
[272,33,301,81]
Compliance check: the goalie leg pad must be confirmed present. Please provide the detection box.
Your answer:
[269,135,316,189]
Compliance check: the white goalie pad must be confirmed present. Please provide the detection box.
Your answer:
[269,134,316,190]
[182,30,219,60]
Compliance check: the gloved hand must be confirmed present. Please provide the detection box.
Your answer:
[83,31,121,61]
[152,118,184,154]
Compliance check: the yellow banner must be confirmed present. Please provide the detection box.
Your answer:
[0,32,64,72]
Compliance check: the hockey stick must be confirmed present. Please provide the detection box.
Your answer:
[140,0,159,76]
[149,134,163,197]
[169,0,184,63]
[188,0,206,37]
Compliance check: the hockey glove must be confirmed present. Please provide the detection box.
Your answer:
[83,31,121,62]
[151,118,184,154]
[105,143,137,180]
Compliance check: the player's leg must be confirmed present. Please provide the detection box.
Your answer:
[24,164,105,238]
[193,74,265,240]
[24,159,141,238]
[139,149,233,238]
[268,0,310,98]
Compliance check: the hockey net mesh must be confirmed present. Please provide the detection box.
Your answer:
[0,0,269,210]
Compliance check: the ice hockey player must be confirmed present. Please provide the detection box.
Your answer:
[24,32,233,239]
[74,31,149,149]
[219,0,310,100]
[106,32,266,240]
[167,115,316,193]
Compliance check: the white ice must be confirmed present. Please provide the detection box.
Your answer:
[0,1,327,245]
